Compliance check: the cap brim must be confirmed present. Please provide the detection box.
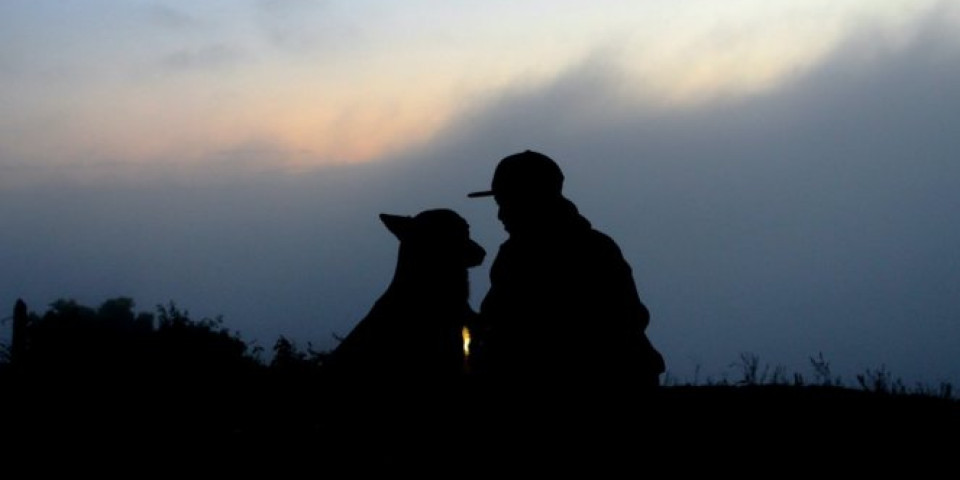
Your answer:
[467,190,495,198]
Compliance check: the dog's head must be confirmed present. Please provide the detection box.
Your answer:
[380,209,485,270]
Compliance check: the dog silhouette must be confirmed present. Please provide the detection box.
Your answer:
[327,209,485,381]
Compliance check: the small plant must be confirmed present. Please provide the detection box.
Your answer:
[730,352,786,385]
[939,382,954,400]
[270,336,326,375]
[856,365,907,395]
[940,382,954,399]
[769,364,788,385]
[732,352,761,385]
[903,381,955,400]
[809,352,842,387]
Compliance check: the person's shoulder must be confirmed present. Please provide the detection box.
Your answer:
[578,228,635,274]
[582,227,624,254]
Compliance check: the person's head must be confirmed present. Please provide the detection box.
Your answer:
[468,150,565,234]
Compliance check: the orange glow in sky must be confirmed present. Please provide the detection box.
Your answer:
[1,0,953,178]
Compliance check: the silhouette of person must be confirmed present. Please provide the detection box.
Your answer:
[467,150,664,388]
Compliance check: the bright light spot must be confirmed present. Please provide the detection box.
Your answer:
[462,326,471,358]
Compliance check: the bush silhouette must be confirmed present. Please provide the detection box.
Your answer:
[7,298,259,381]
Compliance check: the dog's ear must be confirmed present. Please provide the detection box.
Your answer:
[379,213,413,240]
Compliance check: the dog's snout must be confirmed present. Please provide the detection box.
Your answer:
[465,239,485,268]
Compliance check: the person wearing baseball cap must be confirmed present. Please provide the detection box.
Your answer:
[466,150,664,388]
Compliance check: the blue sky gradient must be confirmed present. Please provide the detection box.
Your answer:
[2,1,959,386]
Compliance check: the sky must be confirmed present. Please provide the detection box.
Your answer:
[2,1,959,387]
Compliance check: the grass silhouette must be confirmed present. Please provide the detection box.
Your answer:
[1,297,956,468]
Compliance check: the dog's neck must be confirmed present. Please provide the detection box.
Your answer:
[389,249,470,304]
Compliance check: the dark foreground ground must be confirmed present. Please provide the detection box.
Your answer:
[2,373,957,472]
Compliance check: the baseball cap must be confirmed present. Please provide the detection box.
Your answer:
[467,150,564,199]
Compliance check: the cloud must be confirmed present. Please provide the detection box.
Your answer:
[254,0,357,54]
[145,4,201,30]
[159,44,247,71]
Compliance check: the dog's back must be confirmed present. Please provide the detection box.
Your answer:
[327,209,484,380]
